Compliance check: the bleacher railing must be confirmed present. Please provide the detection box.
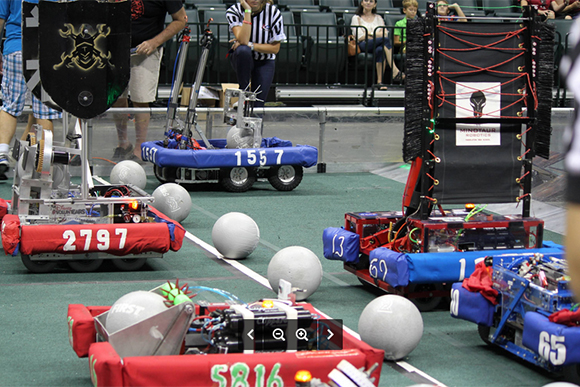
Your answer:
[159,17,572,106]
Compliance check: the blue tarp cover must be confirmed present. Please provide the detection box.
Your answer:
[523,311,580,366]
[141,138,318,169]
[450,282,494,326]
[323,227,360,263]
[369,247,409,287]
[406,244,565,284]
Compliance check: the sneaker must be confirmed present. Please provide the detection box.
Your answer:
[0,153,9,180]
[112,144,133,161]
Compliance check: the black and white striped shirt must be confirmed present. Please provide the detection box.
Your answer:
[226,3,286,61]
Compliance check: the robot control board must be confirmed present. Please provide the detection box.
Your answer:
[345,209,543,255]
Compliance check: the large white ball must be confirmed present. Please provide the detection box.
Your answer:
[226,126,253,149]
[267,246,323,301]
[105,291,168,334]
[358,295,423,361]
[212,212,260,259]
[110,160,147,189]
[152,183,192,222]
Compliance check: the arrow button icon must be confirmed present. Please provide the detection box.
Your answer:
[247,329,254,340]
[327,329,334,340]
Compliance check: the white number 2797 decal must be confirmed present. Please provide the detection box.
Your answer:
[62,228,128,251]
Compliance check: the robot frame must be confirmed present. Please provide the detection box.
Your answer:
[1,0,185,273]
[67,283,384,386]
[1,120,184,273]
[140,21,318,193]
[322,5,557,311]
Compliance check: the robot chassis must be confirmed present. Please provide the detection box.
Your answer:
[148,23,315,192]
[7,120,167,273]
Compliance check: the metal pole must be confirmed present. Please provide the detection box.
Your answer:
[317,109,326,173]
[81,119,89,200]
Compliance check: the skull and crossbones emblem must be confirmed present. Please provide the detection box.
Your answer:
[54,23,114,71]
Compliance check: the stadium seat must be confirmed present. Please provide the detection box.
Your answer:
[380,7,404,14]
[300,12,346,83]
[319,0,358,14]
[276,11,305,83]
[481,0,519,15]
[278,0,320,12]
[383,13,403,27]
[455,0,480,12]
[549,18,574,76]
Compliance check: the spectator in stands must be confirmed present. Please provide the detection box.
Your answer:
[436,0,468,21]
[394,0,418,68]
[351,0,404,89]
[112,1,186,162]
[562,0,580,19]
[520,0,565,20]
[226,0,286,107]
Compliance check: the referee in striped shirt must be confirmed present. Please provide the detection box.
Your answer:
[226,0,286,107]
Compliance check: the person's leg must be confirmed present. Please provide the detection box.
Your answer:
[0,111,18,150]
[112,95,133,160]
[378,37,402,81]
[250,60,276,107]
[127,48,162,160]
[383,46,402,80]
[229,45,254,91]
[374,45,386,85]
[20,114,36,141]
[31,88,62,149]
[132,101,150,158]
[0,52,27,177]
[35,118,54,131]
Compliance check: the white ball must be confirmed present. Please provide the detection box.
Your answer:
[110,160,147,189]
[212,212,260,259]
[267,246,323,301]
[105,291,168,334]
[358,295,423,361]
[152,183,192,222]
[226,126,253,149]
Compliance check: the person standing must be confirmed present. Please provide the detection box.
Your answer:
[0,0,61,180]
[226,0,286,107]
[113,0,187,161]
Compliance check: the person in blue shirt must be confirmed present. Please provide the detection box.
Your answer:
[0,0,61,180]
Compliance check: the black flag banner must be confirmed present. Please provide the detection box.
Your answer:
[22,1,59,109]
[431,21,526,204]
[38,0,130,119]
